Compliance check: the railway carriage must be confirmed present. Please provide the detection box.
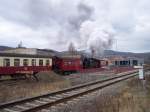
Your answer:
[0,53,52,78]
[52,56,82,74]
[52,55,102,75]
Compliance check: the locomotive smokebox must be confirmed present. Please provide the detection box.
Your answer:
[90,46,95,58]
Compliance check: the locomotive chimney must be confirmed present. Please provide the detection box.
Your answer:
[90,46,95,58]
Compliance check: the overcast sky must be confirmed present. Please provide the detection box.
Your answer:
[0,0,150,53]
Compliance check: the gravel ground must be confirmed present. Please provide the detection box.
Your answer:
[65,71,115,86]
[49,71,150,112]
[0,69,135,106]
[0,71,70,104]
[0,70,114,104]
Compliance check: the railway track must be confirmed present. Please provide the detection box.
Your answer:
[0,78,28,86]
[0,70,138,112]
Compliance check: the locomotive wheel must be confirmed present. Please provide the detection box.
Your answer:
[32,73,39,82]
[10,74,26,79]
[63,71,70,75]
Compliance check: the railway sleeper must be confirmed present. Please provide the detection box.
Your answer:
[3,107,21,112]
[41,109,51,112]
[48,106,57,111]
[48,96,62,100]
[30,101,46,106]
[25,103,39,107]
[14,105,29,110]
[19,103,33,108]
[35,100,48,104]
[66,101,76,106]
[62,91,79,95]
[54,95,64,98]
[3,109,18,112]
[39,98,55,102]
[40,106,59,112]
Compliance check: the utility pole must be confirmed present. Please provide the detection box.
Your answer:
[18,41,23,48]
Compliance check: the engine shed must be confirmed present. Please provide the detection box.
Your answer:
[113,57,144,67]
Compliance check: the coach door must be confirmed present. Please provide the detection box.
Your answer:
[3,58,10,67]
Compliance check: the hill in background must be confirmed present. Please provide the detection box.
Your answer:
[0,45,150,64]
[0,46,13,51]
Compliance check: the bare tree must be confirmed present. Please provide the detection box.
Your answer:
[68,42,76,55]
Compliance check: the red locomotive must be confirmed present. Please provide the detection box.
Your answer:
[52,55,102,75]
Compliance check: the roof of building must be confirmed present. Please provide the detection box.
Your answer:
[0,52,52,58]
[54,54,82,59]
[105,56,144,62]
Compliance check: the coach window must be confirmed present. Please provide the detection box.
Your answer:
[14,59,20,66]
[64,61,67,66]
[64,61,69,66]
[3,59,10,67]
[23,59,28,66]
[39,59,43,66]
[68,61,72,65]
[32,59,36,66]
[46,60,50,66]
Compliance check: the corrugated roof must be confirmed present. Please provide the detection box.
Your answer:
[0,52,52,58]
[54,54,82,59]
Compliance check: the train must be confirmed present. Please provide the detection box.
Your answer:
[52,55,101,75]
[0,53,102,78]
[0,53,52,79]
[0,52,142,78]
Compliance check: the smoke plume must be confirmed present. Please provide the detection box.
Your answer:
[80,20,115,56]
[27,0,115,54]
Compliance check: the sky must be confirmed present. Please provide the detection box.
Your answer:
[0,0,150,53]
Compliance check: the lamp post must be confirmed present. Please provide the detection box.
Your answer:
[139,66,144,80]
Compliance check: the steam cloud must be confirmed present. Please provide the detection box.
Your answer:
[1,0,150,53]
[27,0,115,55]
[80,20,115,55]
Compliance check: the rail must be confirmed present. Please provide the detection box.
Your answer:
[0,70,139,112]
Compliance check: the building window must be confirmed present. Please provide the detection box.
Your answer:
[46,60,50,66]
[115,61,118,66]
[32,59,36,66]
[133,60,138,66]
[23,59,28,66]
[3,59,10,67]
[14,59,20,66]
[129,60,130,66]
[39,60,43,66]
